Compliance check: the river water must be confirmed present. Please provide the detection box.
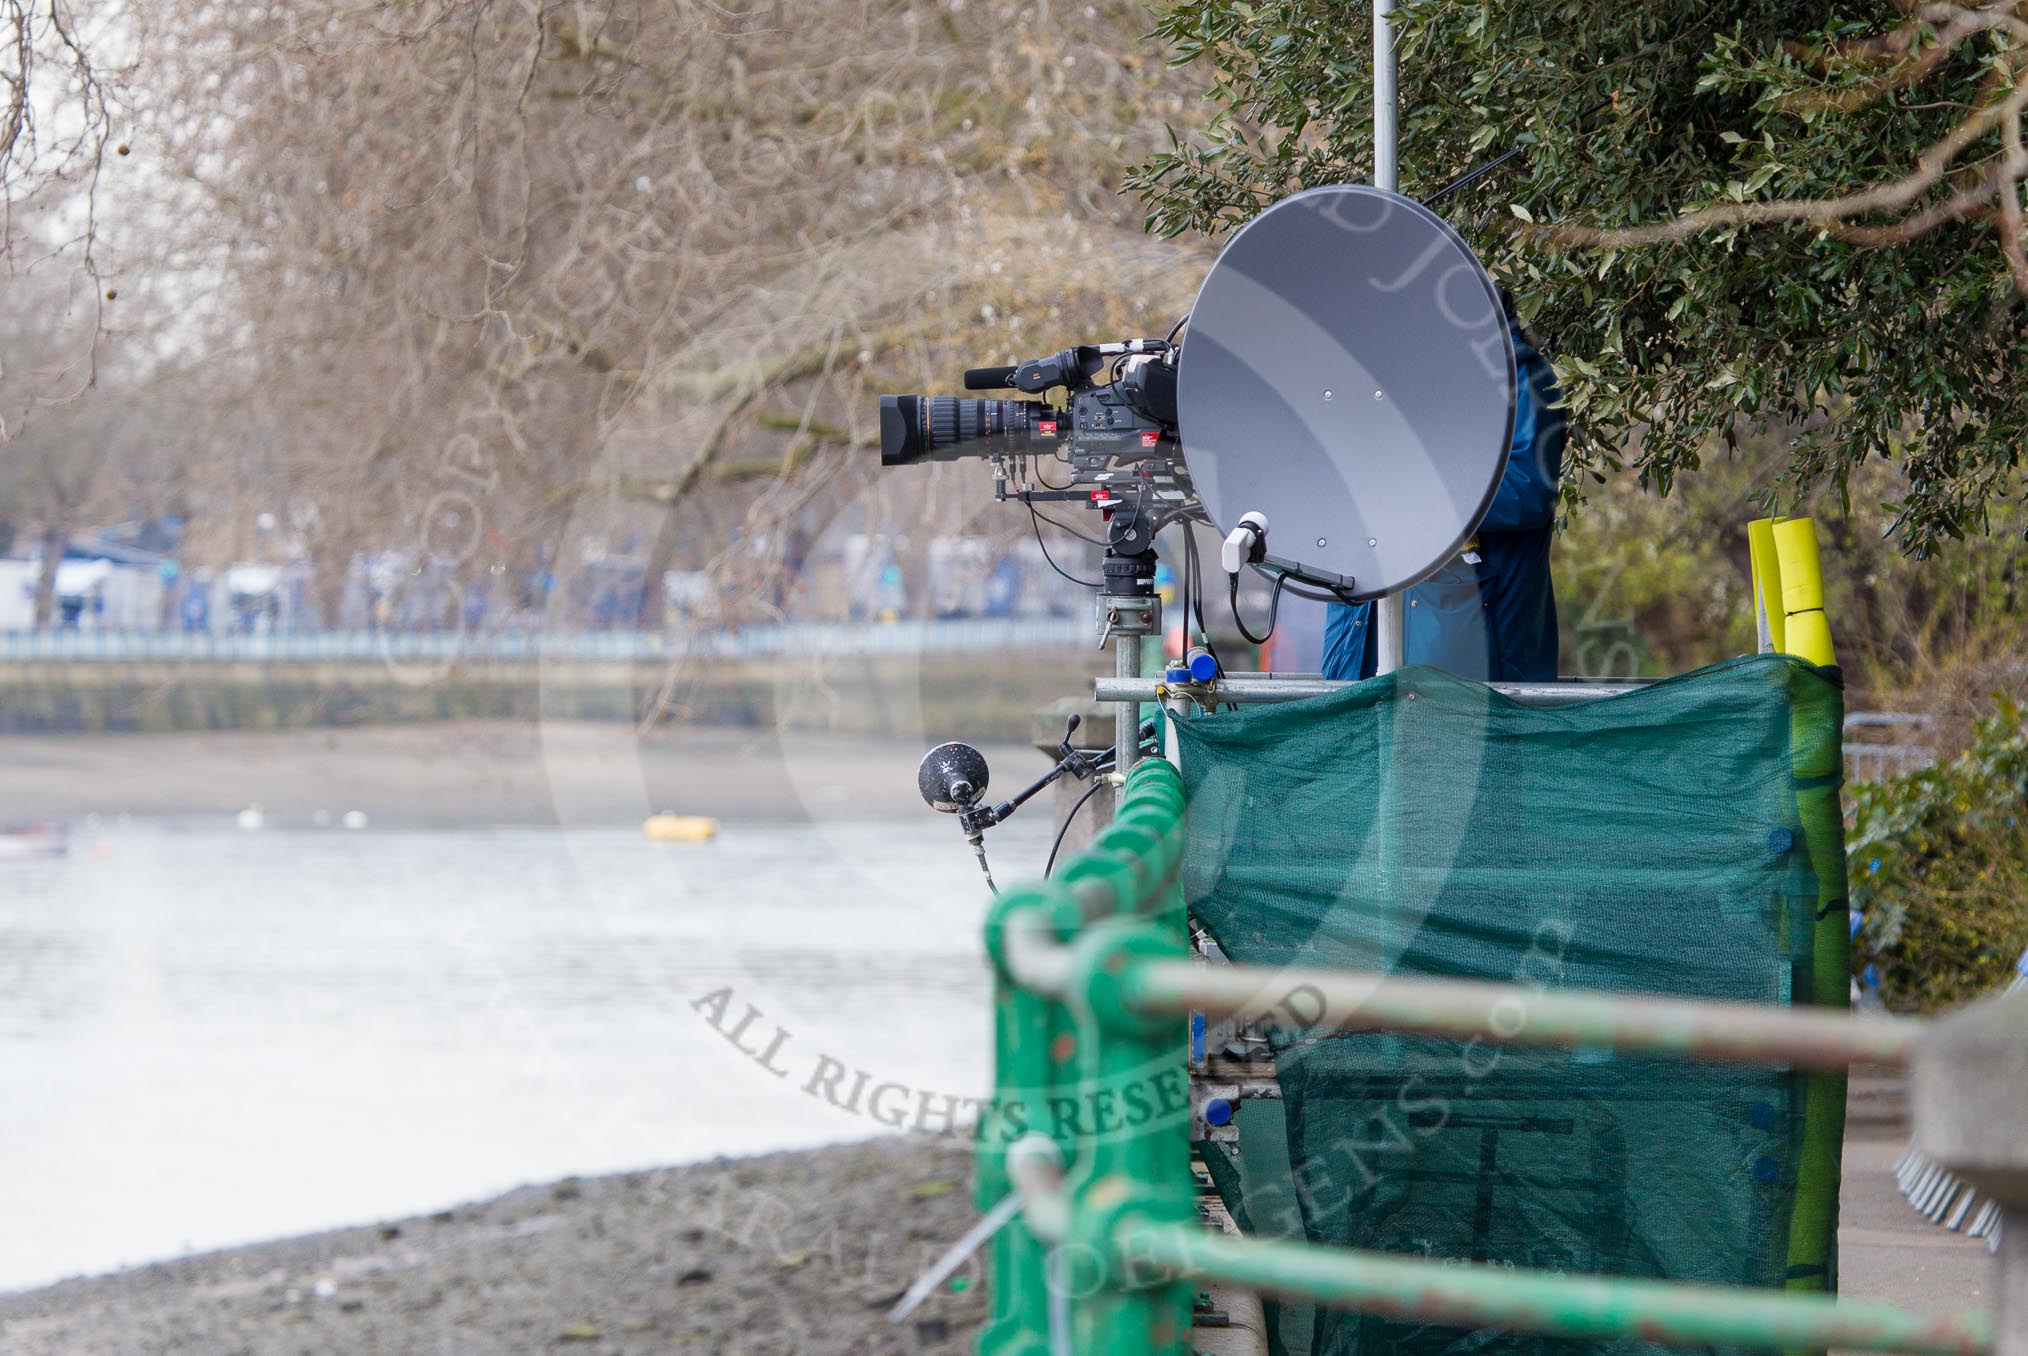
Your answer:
[0,816,1046,1292]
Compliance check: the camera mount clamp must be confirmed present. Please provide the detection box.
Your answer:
[1097,498,1161,775]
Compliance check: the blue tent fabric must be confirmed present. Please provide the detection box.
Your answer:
[1322,320,1564,682]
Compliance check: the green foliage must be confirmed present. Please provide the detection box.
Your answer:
[1850,699,2028,1012]
[1549,447,2028,693]
[1552,458,1762,679]
[1127,2,2028,555]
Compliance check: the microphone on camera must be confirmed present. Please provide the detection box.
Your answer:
[963,366,1018,391]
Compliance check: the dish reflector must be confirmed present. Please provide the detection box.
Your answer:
[1177,185,1516,598]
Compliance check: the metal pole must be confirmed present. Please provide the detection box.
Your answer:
[1372,0,1405,674]
[998,942,1922,1070]
[1110,1221,1991,1356]
[1115,632,1141,773]
[1093,677,1649,707]
[1374,595,1405,674]
[1374,0,1398,194]
[1128,958,1918,1071]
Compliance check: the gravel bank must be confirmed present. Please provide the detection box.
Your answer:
[0,1138,987,1356]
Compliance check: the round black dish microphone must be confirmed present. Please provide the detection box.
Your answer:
[917,742,990,813]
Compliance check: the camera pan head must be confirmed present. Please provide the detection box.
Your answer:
[1176,185,1517,599]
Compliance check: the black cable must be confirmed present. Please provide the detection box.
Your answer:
[1239,557,1359,606]
[1420,99,1612,209]
[1183,528,1238,712]
[1230,568,1287,646]
[1166,313,1188,344]
[1033,456,1075,491]
[1031,504,1106,546]
[1186,534,1207,665]
[1182,527,1224,677]
[1030,505,1101,588]
[1424,144,1528,206]
[1045,779,1109,876]
[969,835,999,895]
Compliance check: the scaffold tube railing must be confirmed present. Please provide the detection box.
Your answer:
[1009,948,1919,1072]
[1002,1137,1992,1356]
[974,757,2020,1356]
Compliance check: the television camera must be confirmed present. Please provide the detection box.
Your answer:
[881,184,1523,884]
[882,337,1197,662]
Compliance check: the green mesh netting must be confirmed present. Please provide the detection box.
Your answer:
[1174,655,1849,1356]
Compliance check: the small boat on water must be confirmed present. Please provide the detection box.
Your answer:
[0,824,67,861]
[643,813,718,843]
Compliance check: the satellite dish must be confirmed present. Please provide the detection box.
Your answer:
[1177,185,1516,599]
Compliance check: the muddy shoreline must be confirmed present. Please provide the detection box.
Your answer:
[0,1138,986,1356]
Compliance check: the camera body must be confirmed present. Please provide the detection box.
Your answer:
[1062,355,1175,469]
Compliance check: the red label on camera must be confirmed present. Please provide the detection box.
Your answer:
[1140,430,1160,448]
[1039,420,1057,434]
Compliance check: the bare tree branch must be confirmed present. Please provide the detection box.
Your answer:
[1528,3,2028,299]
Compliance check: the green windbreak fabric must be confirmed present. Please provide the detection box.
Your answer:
[1174,656,1848,1356]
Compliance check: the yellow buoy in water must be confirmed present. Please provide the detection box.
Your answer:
[644,814,718,842]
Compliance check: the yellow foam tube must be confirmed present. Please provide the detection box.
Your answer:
[644,814,719,842]
[1746,518,1786,653]
[1771,517,1837,667]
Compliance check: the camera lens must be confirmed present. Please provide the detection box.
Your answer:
[878,395,1054,466]
[879,395,926,466]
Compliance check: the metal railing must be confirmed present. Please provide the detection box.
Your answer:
[1845,712,1939,783]
[977,759,2019,1356]
[0,617,1090,664]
